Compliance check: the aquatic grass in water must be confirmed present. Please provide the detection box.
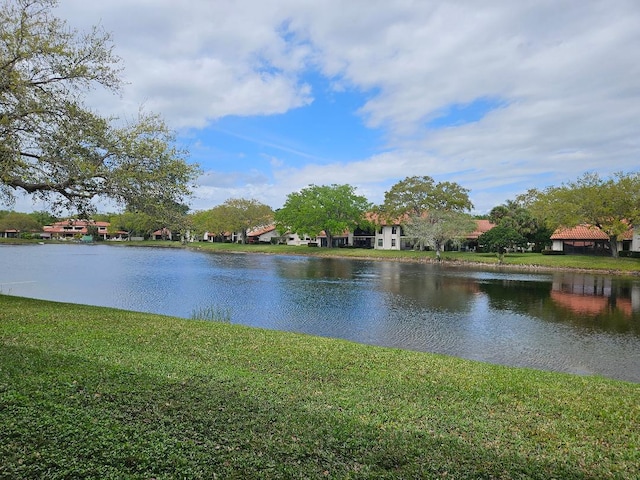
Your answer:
[190,304,232,322]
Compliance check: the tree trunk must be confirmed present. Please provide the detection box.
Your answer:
[609,237,620,257]
[435,241,442,261]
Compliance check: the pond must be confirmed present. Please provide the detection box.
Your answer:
[1,243,639,382]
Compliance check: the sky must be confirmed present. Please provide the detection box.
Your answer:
[14,0,640,214]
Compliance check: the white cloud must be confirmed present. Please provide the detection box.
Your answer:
[41,0,640,216]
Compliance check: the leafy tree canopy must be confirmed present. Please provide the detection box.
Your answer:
[0,211,42,231]
[529,171,640,257]
[478,224,527,263]
[27,210,57,227]
[403,210,476,258]
[489,199,552,251]
[0,0,200,215]
[109,211,156,238]
[380,176,473,221]
[275,184,371,247]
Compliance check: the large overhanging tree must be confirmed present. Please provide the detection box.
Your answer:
[275,184,371,247]
[0,0,199,214]
[530,172,640,257]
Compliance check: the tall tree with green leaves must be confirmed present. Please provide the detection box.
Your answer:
[380,176,474,258]
[195,198,273,244]
[275,184,371,247]
[0,0,199,215]
[530,172,640,257]
[489,199,552,252]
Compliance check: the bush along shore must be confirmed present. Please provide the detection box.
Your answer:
[1,295,638,479]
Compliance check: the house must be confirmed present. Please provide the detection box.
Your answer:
[285,232,318,246]
[246,225,280,244]
[549,224,637,255]
[0,229,19,238]
[202,231,238,243]
[465,219,496,251]
[373,216,494,251]
[43,220,111,240]
[350,227,376,248]
[375,223,405,250]
[367,212,410,250]
[631,227,640,252]
[151,228,173,241]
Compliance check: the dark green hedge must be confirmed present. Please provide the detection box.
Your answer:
[618,251,640,258]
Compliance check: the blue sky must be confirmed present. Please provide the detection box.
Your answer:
[14,0,640,214]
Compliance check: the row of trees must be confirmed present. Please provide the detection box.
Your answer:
[4,171,639,259]
[189,171,640,259]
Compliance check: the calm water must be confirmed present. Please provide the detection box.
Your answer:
[1,243,639,382]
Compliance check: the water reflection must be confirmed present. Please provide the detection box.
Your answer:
[1,244,639,382]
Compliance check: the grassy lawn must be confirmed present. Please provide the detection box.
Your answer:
[1,295,638,479]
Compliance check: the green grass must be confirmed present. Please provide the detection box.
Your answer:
[1,295,638,479]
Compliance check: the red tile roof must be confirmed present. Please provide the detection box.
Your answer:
[621,228,634,240]
[247,225,276,237]
[467,219,495,240]
[43,219,110,235]
[551,225,611,240]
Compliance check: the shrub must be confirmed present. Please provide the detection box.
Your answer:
[619,251,640,258]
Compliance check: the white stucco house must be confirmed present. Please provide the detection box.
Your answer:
[247,225,280,244]
[373,219,495,251]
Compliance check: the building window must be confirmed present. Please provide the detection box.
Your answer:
[391,226,397,234]
[391,239,396,247]
[378,238,383,247]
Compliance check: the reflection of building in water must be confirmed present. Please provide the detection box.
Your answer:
[551,273,639,316]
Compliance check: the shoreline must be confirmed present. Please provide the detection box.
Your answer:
[184,243,640,277]
[3,238,640,276]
